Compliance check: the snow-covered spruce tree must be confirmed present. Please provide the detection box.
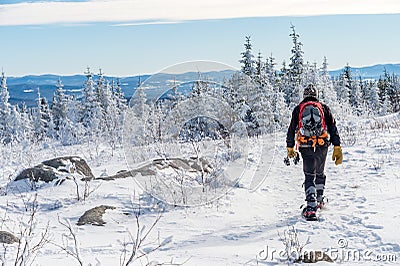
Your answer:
[239,36,256,77]
[356,76,370,117]
[0,71,12,144]
[112,79,128,113]
[301,62,318,89]
[222,72,241,110]
[279,60,291,105]
[317,57,340,112]
[15,102,32,143]
[130,83,150,146]
[340,64,360,111]
[334,66,352,115]
[41,97,51,128]
[363,80,380,116]
[344,68,363,116]
[0,72,14,144]
[95,69,112,118]
[6,105,29,144]
[191,77,209,97]
[80,68,103,139]
[224,72,261,134]
[59,97,83,146]
[248,80,274,134]
[103,81,122,154]
[244,52,276,134]
[32,88,51,141]
[51,78,68,133]
[287,25,304,108]
[145,101,164,144]
[272,88,290,129]
[265,53,278,88]
[112,79,128,143]
[381,91,392,116]
[376,69,398,115]
[385,72,400,112]
[391,73,400,112]
[289,25,304,79]
[254,51,266,86]
[236,77,261,135]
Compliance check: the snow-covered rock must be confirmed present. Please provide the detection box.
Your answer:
[14,156,94,182]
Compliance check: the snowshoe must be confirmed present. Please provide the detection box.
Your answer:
[302,206,318,221]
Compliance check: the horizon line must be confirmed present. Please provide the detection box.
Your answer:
[4,62,400,78]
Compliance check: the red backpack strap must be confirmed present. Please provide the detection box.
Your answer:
[298,101,326,132]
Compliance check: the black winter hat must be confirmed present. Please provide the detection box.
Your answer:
[303,84,318,99]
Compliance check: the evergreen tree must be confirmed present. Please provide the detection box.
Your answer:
[81,67,103,137]
[336,66,351,105]
[96,68,112,118]
[223,72,241,110]
[254,51,266,85]
[191,76,209,97]
[33,88,47,141]
[377,69,395,114]
[318,57,339,112]
[0,71,11,143]
[365,80,380,115]
[129,77,151,146]
[288,24,304,107]
[381,91,392,115]
[18,102,32,142]
[289,25,304,81]
[131,85,149,119]
[388,73,400,112]
[113,79,128,112]
[248,81,274,134]
[239,36,256,77]
[51,78,68,132]
[59,96,84,145]
[4,105,26,144]
[265,54,277,87]
[301,62,318,88]
[279,60,291,105]
[272,89,290,129]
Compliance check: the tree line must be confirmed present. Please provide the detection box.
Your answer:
[1,25,399,147]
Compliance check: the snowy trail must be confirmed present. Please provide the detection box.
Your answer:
[254,130,400,265]
[145,130,400,265]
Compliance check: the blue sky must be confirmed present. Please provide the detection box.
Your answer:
[1,0,400,77]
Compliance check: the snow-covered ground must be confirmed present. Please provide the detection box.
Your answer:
[0,116,399,265]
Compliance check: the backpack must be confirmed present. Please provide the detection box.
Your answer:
[298,101,326,137]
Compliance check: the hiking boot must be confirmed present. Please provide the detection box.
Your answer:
[302,205,318,221]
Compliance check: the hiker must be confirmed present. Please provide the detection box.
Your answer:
[286,84,342,220]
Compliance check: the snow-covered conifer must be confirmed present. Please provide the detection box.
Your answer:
[289,25,304,85]
[239,36,256,77]
[51,78,68,132]
[0,71,11,143]
[81,67,103,137]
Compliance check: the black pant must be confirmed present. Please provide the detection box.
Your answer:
[299,146,328,204]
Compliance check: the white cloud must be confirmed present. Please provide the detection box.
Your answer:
[0,0,400,26]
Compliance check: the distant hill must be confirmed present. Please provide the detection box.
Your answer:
[6,63,400,106]
[328,63,400,79]
[6,70,235,107]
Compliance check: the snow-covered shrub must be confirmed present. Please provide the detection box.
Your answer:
[278,225,310,263]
